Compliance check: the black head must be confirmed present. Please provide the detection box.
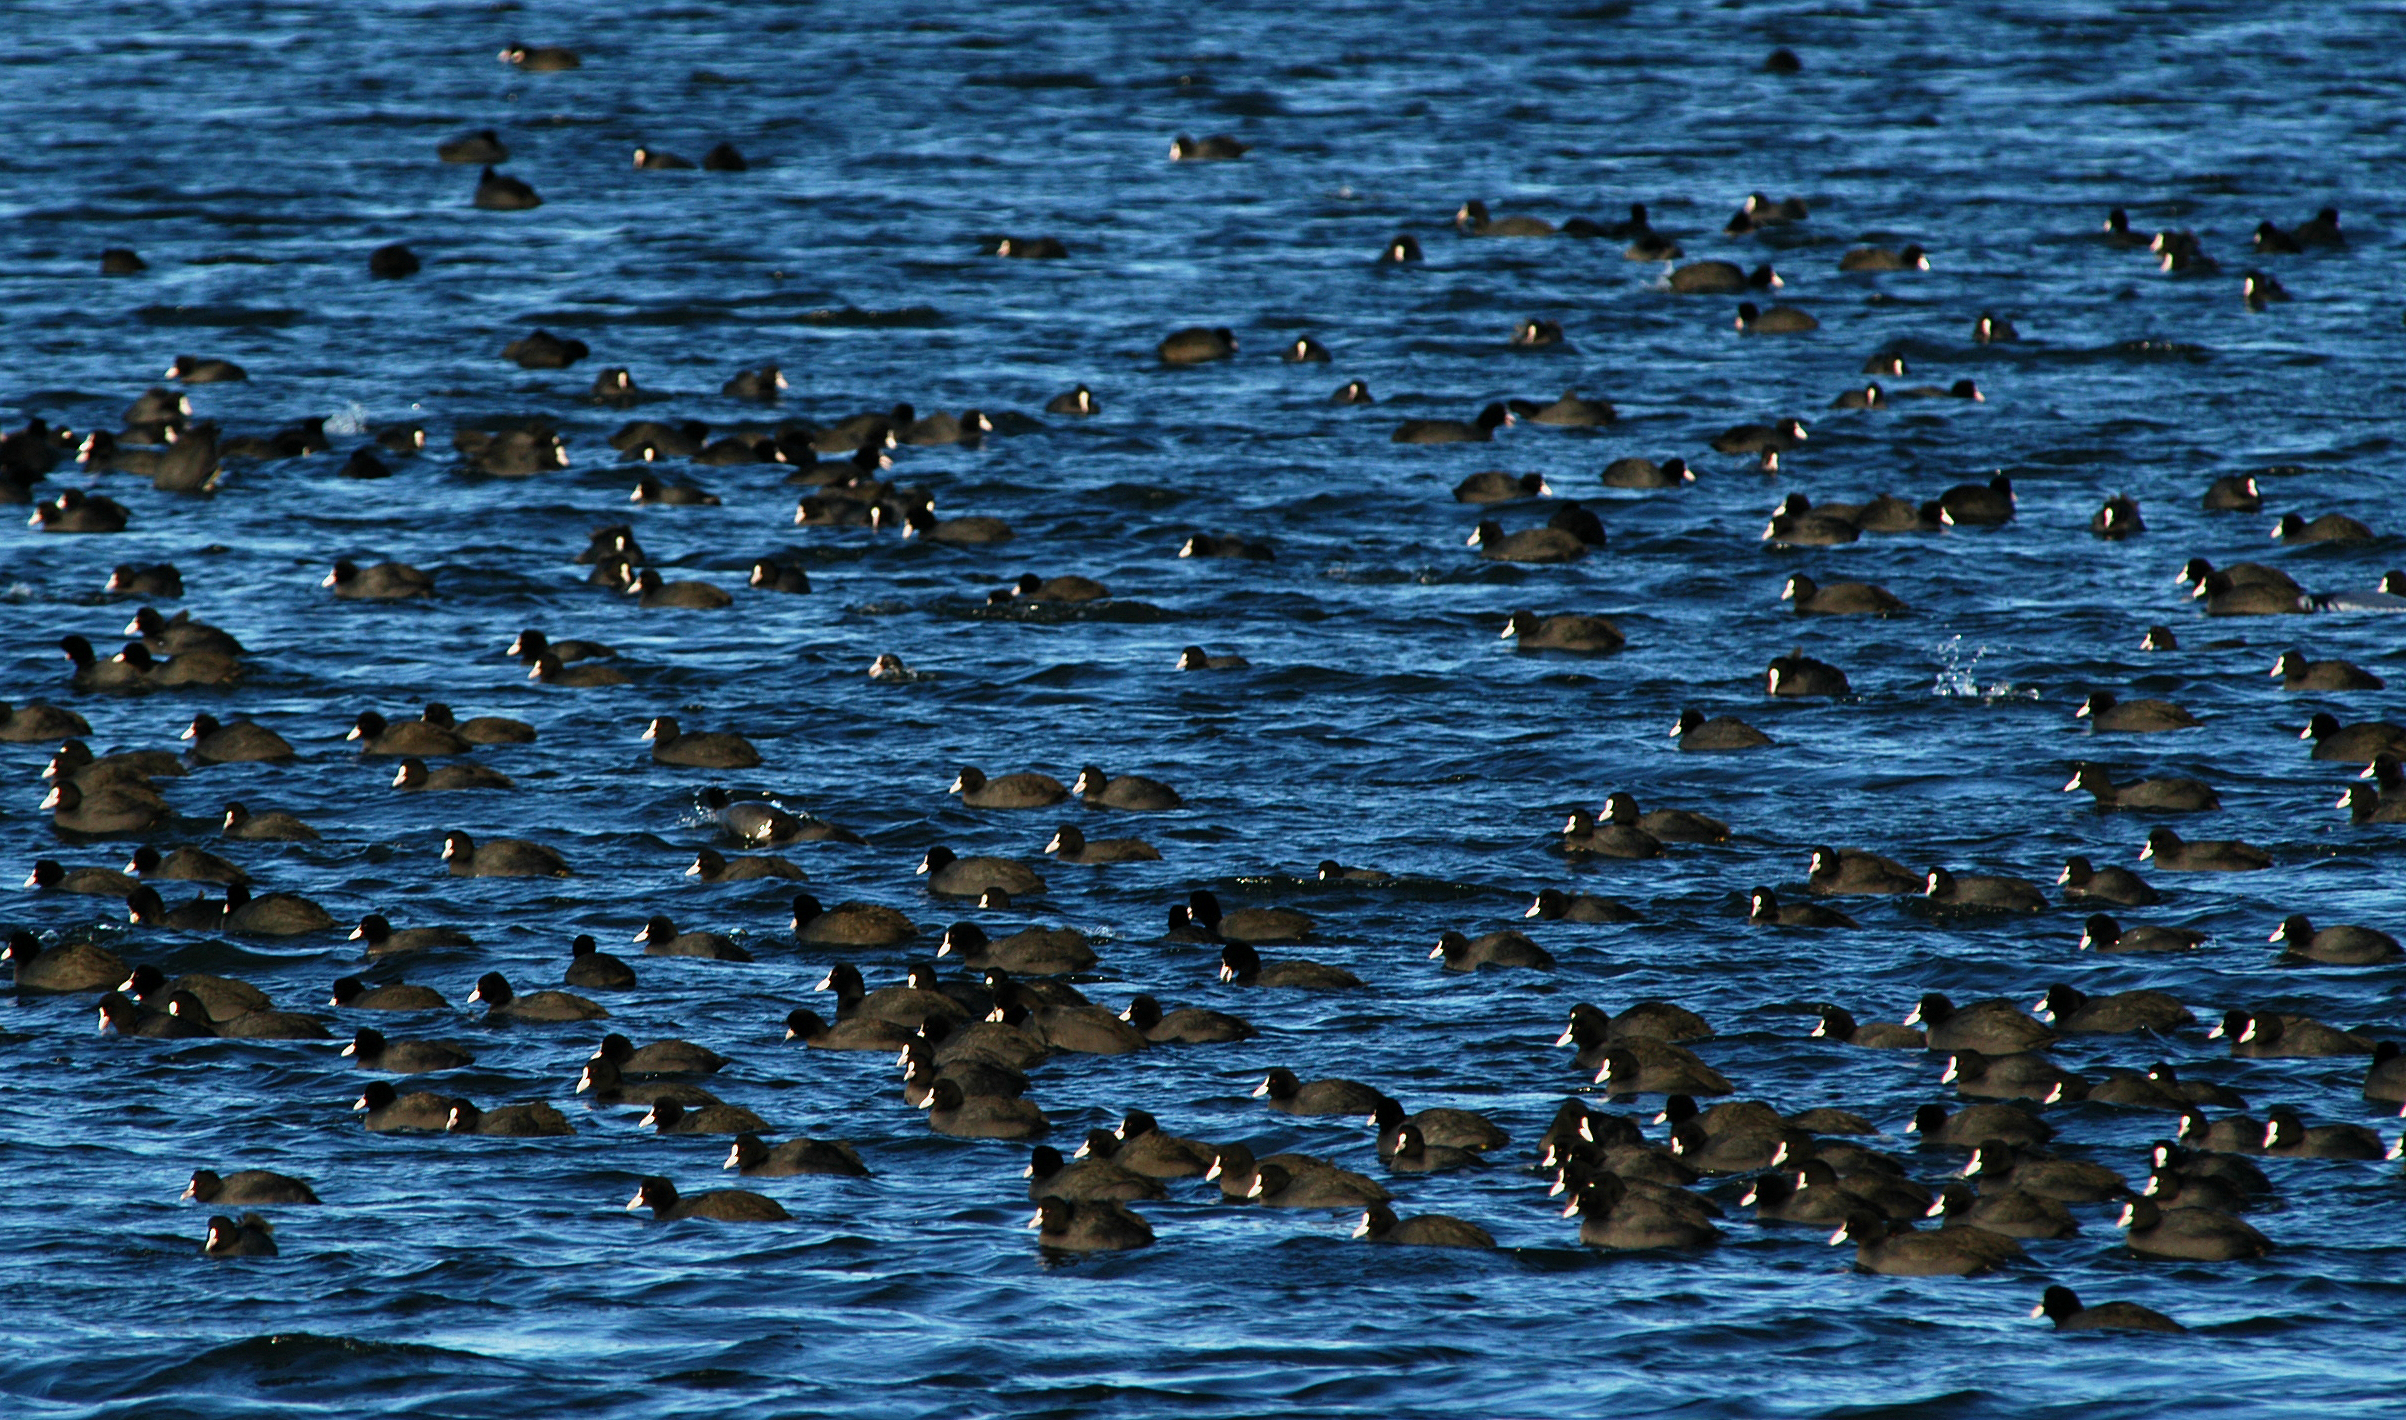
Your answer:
[471,971,512,1007]
[1564,1174,1630,1220]
[123,884,165,922]
[1561,1002,1612,1049]
[579,1034,628,1066]
[784,1008,828,1041]
[1813,1005,1858,1041]
[2034,1286,2083,1324]
[578,1055,622,1095]
[818,961,866,1000]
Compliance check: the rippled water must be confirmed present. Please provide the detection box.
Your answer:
[7,0,2406,1414]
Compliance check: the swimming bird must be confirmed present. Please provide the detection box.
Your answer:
[1217,940,1358,990]
[643,716,758,768]
[2062,764,2218,813]
[325,559,433,599]
[1169,134,1247,161]
[329,974,449,1010]
[634,914,750,961]
[342,1027,474,1074]
[1831,1212,2020,1275]
[2033,1286,2184,1333]
[1840,245,1929,272]
[2078,914,2203,954]
[2268,914,2400,965]
[347,913,473,956]
[1355,1204,1494,1248]
[1431,929,1556,970]
[1158,326,1236,364]
[1736,302,1818,334]
[626,1177,790,1223]
[1670,708,1771,751]
[1029,1197,1152,1251]
[2139,828,2270,872]
[1782,574,1905,616]
[1457,199,1555,237]
[2302,713,2406,763]
[1805,847,1921,896]
[1668,261,1781,294]
[5,932,128,994]
[1395,402,1513,445]
[443,831,570,877]
[2117,1198,2271,1261]
[471,972,605,1023]
[202,1213,277,1258]
[1045,824,1160,864]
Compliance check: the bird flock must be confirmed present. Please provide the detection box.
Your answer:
[7,31,2406,1350]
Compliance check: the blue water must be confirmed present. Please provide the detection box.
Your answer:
[6,0,2405,1414]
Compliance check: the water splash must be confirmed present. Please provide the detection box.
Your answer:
[1930,635,2039,702]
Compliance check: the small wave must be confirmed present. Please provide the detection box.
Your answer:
[801,306,946,327]
[135,305,303,328]
[965,71,1103,90]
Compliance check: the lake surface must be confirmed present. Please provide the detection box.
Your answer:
[5,0,2405,1415]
